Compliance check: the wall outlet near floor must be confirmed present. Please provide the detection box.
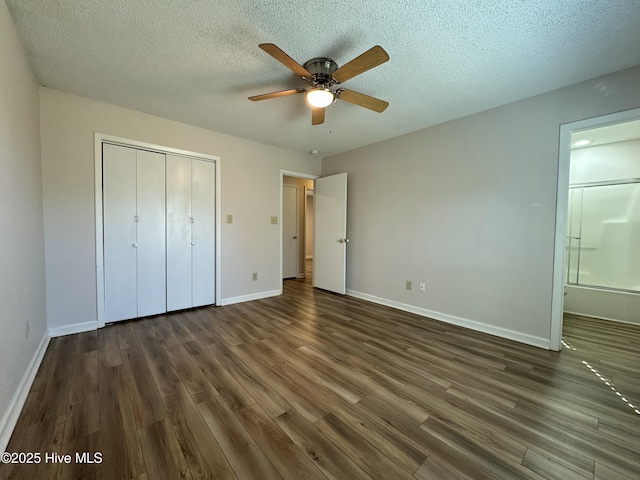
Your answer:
[252,272,258,281]
[406,280,412,291]
[419,282,426,292]
[270,216,278,225]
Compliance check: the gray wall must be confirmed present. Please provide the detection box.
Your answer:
[322,66,640,348]
[0,1,47,448]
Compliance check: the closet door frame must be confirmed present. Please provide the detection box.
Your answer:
[94,133,221,329]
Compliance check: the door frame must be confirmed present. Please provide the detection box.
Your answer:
[551,107,640,350]
[95,133,222,328]
[279,170,319,292]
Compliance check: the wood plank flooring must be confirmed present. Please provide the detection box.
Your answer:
[2,270,639,479]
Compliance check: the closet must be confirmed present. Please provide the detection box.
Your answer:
[102,143,215,323]
[166,154,216,311]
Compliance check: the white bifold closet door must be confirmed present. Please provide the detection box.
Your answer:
[166,155,216,311]
[103,144,166,322]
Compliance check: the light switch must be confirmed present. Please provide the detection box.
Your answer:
[227,214,233,224]
[271,216,278,225]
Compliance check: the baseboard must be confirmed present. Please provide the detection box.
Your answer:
[0,333,50,452]
[48,321,97,337]
[346,290,550,350]
[219,290,281,306]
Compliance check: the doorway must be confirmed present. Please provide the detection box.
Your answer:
[281,171,317,289]
[551,108,640,349]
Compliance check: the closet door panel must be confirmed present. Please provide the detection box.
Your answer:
[166,155,193,311]
[192,160,216,307]
[136,150,167,317]
[103,144,138,322]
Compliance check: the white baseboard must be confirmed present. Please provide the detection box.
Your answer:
[219,290,281,306]
[346,290,550,350]
[48,321,97,338]
[0,333,50,452]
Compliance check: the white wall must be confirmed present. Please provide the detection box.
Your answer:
[322,66,640,348]
[40,88,320,331]
[570,139,640,184]
[0,0,48,449]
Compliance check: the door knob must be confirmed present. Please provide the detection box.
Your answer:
[191,241,195,246]
[338,238,350,243]
[293,236,297,239]
[132,242,138,248]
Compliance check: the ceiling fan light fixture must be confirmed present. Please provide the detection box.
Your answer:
[307,88,334,108]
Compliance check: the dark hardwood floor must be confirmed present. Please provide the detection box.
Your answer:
[2,265,639,479]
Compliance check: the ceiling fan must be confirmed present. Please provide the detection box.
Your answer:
[249,43,390,125]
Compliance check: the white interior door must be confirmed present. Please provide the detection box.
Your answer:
[283,184,299,279]
[191,159,216,307]
[166,155,193,311]
[103,144,138,322]
[314,173,348,294]
[135,150,166,317]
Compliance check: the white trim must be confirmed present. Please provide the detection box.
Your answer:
[49,321,98,337]
[551,107,640,351]
[347,290,550,350]
[219,290,280,306]
[94,133,222,328]
[0,334,50,452]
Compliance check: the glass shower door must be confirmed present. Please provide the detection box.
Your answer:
[566,182,640,292]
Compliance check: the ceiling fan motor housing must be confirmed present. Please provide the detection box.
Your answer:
[303,57,338,87]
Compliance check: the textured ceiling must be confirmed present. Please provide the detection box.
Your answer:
[7,0,640,157]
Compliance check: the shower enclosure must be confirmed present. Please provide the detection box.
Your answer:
[566,180,640,292]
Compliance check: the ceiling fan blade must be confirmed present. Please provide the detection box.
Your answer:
[259,43,312,78]
[311,107,325,125]
[332,46,389,83]
[248,88,306,101]
[338,89,389,113]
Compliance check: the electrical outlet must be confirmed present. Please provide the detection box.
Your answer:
[26,320,30,340]
[419,282,426,292]
[226,214,233,224]
[252,272,258,281]
[406,280,412,291]
[270,216,278,225]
